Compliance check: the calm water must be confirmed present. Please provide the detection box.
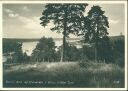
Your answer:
[22,42,38,56]
[22,39,82,56]
[22,40,63,56]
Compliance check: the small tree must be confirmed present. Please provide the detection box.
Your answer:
[31,37,56,62]
[3,39,23,63]
[40,4,88,62]
[22,52,30,62]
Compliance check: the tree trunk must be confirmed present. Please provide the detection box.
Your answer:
[60,24,66,62]
[60,9,67,62]
[95,46,97,62]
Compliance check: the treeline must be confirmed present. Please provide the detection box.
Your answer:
[31,37,124,67]
[3,36,124,67]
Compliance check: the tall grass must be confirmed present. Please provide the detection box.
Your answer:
[79,61,124,87]
[3,62,124,88]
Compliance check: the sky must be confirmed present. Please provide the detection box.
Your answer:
[3,3,125,38]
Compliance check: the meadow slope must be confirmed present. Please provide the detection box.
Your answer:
[3,62,124,88]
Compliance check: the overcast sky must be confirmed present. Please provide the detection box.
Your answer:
[3,3,125,38]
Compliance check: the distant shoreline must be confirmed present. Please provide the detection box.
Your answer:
[2,38,81,42]
[2,35,124,42]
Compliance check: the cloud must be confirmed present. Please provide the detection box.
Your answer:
[16,15,63,38]
[17,15,55,31]
[22,6,29,11]
[8,13,19,18]
[109,19,119,24]
[4,8,19,18]
[18,16,42,30]
[4,8,13,13]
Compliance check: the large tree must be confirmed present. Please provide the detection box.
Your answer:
[80,6,109,62]
[40,4,88,62]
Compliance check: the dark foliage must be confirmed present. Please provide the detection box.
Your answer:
[3,40,24,63]
[31,37,57,62]
[112,36,125,67]
[40,4,88,61]
[58,42,80,62]
[97,36,113,63]
[3,40,22,54]
[79,6,111,63]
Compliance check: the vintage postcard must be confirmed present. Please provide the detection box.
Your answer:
[0,0,127,90]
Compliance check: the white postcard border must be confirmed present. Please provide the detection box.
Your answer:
[0,0,127,90]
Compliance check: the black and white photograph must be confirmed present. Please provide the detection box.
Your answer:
[1,1,127,89]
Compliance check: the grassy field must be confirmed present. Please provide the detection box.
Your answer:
[3,62,124,88]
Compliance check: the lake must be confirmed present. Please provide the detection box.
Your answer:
[22,40,63,56]
[21,38,82,56]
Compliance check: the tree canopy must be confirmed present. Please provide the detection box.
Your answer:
[40,4,88,61]
[81,6,109,43]
[40,4,88,36]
